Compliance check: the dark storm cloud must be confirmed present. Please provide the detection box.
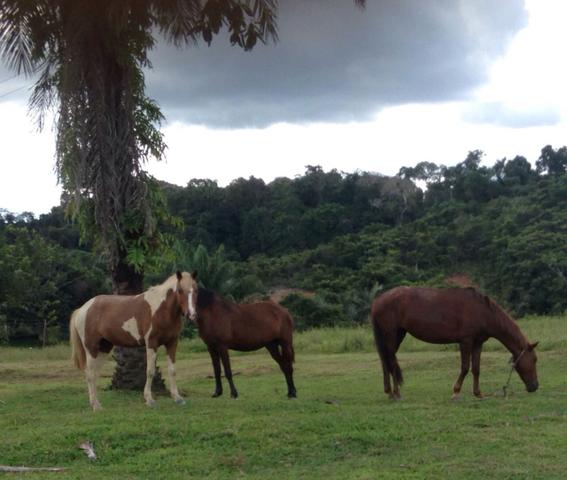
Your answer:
[0,0,527,127]
[145,0,527,128]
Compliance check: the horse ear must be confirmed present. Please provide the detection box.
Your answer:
[176,270,182,281]
[529,341,539,351]
[192,270,198,280]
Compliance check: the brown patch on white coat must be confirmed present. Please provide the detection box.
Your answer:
[69,271,198,410]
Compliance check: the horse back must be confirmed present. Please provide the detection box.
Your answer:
[238,301,291,334]
[372,287,494,344]
[204,300,292,350]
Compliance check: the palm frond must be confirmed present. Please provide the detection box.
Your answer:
[0,1,35,74]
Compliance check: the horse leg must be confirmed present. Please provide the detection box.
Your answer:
[165,340,185,405]
[85,352,106,411]
[382,330,404,400]
[374,324,402,399]
[218,346,238,399]
[390,329,407,400]
[390,352,402,400]
[452,343,472,400]
[379,357,392,398]
[266,341,297,398]
[207,345,223,397]
[471,342,483,398]
[281,340,297,398]
[143,346,157,407]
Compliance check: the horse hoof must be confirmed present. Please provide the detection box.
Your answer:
[175,397,186,406]
[91,403,102,412]
[288,392,297,399]
[145,399,156,407]
[212,392,222,398]
[231,393,239,399]
[451,393,461,401]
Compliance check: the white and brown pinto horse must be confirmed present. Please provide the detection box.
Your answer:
[70,271,198,410]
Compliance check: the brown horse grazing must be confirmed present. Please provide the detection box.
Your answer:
[193,287,297,399]
[69,271,198,410]
[371,286,539,400]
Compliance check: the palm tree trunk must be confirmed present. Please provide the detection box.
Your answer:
[109,257,166,392]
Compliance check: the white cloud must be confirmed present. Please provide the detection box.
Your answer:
[147,101,566,189]
[472,0,567,124]
[0,103,59,214]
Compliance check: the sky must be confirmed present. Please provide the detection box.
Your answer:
[1,0,566,215]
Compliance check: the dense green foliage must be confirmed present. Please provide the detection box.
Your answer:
[0,208,109,345]
[1,145,566,344]
[162,147,566,324]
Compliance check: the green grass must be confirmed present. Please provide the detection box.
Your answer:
[1,317,567,479]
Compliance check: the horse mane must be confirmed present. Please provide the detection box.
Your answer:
[197,287,237,313]
[461,287,492,308]
[146,274,177,294]
[141,274,179,317]
[461,287,524,341]
[197,287,216,309]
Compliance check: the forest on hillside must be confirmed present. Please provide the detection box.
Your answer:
[1,145,566,345]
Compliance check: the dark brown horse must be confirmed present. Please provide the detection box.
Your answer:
[371,286,539,400]
[193,288,297,398]
[70,271,198,410]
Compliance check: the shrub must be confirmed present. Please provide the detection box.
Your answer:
[281,293,347,331]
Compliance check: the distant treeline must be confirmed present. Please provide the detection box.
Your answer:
[1,145,566,344]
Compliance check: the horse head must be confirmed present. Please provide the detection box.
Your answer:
[512,341,539,392]
[175,270,198,322]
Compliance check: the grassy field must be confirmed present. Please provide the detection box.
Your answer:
[1,316,566,479]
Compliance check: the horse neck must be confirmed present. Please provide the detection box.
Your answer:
[146,281,180,321]
[490,307,528,356]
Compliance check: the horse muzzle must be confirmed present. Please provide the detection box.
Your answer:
[184,311,197,323]
[526,381,539,393]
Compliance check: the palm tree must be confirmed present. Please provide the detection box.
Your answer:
[0,0,363,391]
[0,0,280,294]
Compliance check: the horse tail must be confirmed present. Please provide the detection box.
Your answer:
[70,310,86,370]
[371,306,404,386]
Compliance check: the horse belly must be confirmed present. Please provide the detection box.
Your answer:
[403,314,475,344]
[229,322,280,351]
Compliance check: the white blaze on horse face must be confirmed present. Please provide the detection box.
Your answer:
[122,317,142,344]
[188,289,196,320]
